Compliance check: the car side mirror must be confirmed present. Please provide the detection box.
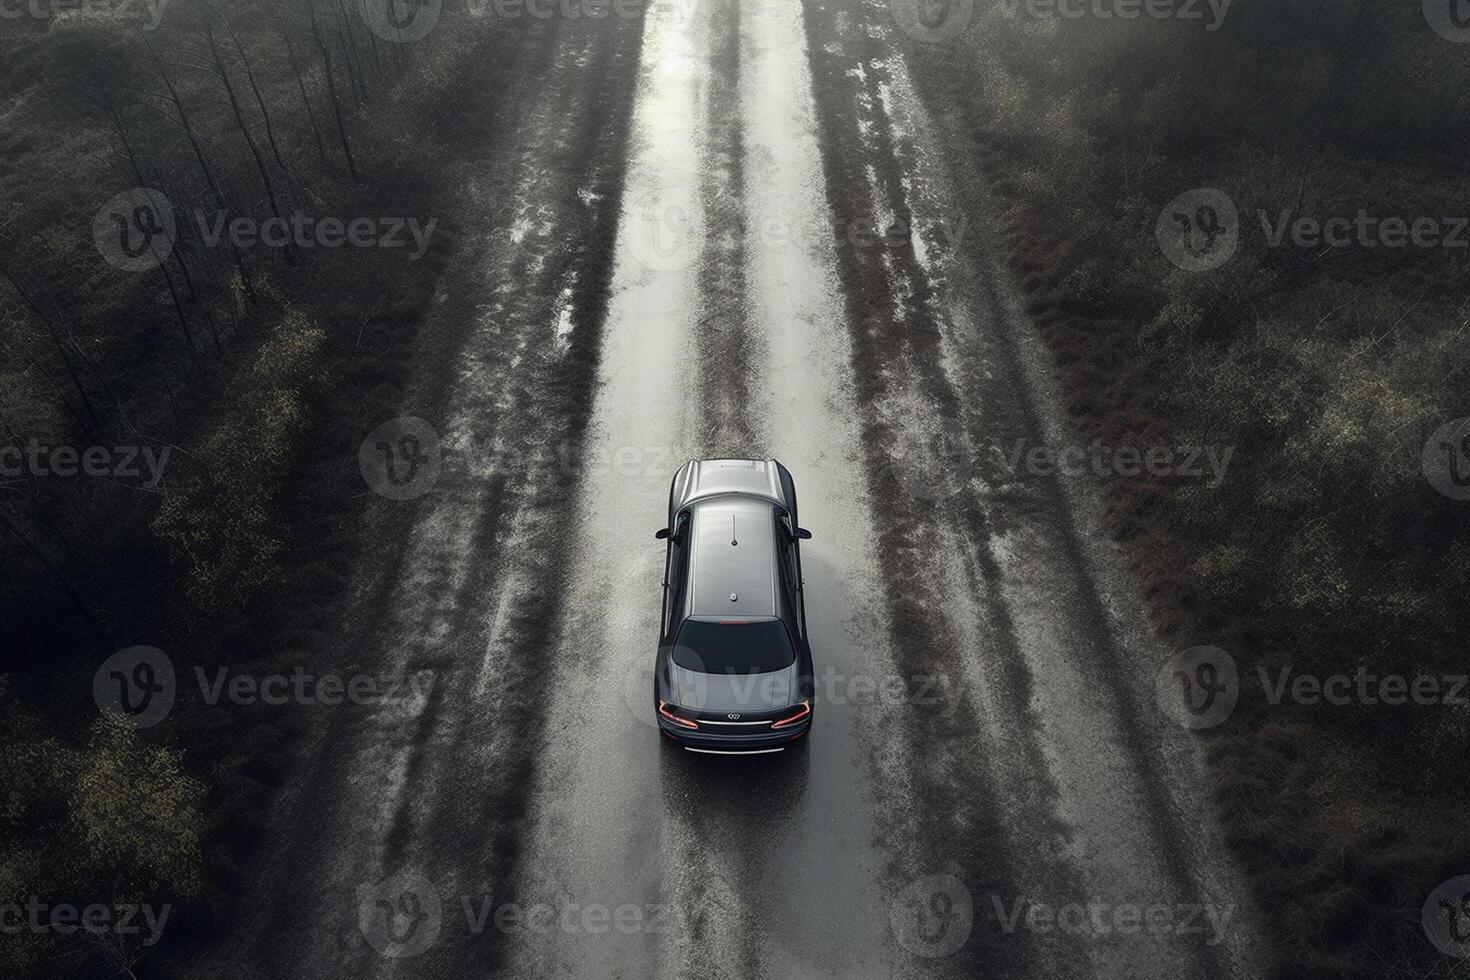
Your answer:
[655,527,671,540]
[797,528,812,540]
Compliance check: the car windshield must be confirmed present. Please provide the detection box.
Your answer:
[672,618,795,674]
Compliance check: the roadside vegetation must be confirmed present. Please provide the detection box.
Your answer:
[0,3,522,975]
[905,0,1470,975]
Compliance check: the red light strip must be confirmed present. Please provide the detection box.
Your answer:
[770,699,812,730]
[658,701,699,730]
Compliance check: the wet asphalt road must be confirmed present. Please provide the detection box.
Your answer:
[205,1,1271,977]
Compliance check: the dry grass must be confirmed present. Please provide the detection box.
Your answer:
[904,1,1470,975]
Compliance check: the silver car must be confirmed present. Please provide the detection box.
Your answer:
[652,459,815,754]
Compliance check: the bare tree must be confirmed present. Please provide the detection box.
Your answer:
[221,7,290,174]
[276,6,330,167]
[0,264,101,432]
[194,4,298,266]
[309,0,359,179]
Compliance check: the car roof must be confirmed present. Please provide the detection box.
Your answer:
[670,458,789,514]
[685,496,779,618]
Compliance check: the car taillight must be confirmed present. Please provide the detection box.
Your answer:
[658,700,699,730]
[770,699,811,729]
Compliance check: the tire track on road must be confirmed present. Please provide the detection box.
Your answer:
[694,0,763,454]
[888,18,1274,976]
[198,13,649,979]
[494,0,731,975]
[802,2,1270,977]
[799,5,1081,977]
[725,1,924,976]
[380,13,652,978]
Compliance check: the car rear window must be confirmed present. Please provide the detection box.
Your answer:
[672,618,795,674]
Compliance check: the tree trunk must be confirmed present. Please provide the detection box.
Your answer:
[138,28,257,297]
[310,0,359,180]
[280,18,329,167]
[0,265,101,432]
[203,20,298,267]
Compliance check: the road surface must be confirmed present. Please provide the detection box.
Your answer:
[204,1,1269,977]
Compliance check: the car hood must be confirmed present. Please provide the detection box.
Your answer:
[665,661,801,713]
